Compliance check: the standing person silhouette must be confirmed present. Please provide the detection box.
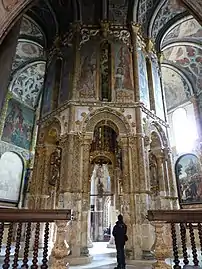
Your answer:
[112,214,128,269]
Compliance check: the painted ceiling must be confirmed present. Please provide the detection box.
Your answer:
[7,0,202,112]
[9,16,46,111]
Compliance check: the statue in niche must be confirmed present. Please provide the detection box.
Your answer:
[149,152,159,194]
[49,142,62,187]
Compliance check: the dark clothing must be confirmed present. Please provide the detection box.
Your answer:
[116,246,125,269]
[112,221,127,269]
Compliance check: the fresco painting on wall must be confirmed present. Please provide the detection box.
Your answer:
[2,98,34,150]
[77,41,97,99]
[42,60,56,115]
[137,48,149,107]
[152,58,164,119]
[114,43,133,91]
[59,49,74,104]
[175,153,202,205]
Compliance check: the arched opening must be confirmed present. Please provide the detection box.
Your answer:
[0,151,24,205]
[88,121,121,255]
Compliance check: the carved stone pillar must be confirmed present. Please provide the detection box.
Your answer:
[49,220,70,269]
[120,137,135,259]
[107,202,116,248]
[87,210,93,248]
[68,135,92,265]
[151,222,171,269]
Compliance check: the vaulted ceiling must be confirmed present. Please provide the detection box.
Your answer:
[5,0,202,113]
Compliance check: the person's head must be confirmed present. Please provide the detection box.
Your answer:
[118,214,123,222]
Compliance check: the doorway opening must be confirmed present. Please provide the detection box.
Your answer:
[87,121,122,256]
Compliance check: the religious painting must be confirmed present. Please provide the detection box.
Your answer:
[114,43,133,91]
[162,66,190,111]
[59,48,74,104]
[175,154,202,205]
[137,48,150,108]
[76,41,97,99]
[0,152,23,204]
[2,98,34,150]
[151,58,164,120]
[42,59,56,115]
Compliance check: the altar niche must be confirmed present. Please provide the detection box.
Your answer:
[87,121,122,246]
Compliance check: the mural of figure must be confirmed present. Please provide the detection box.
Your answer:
[2,99,34,150]
[114,67,124,89]
[49,144,62,187]
[115,46,133,90]
[77,50,96,98]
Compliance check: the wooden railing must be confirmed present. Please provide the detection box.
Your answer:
[0,208,71,269]
[147,209,202,269]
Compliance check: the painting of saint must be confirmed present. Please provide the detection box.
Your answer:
[77,43,97,99]
[59,48,74,104]
[175,154,202,205]
[152,58,164,119]
[2,98,34,150]
[114,44,133,91]
[42,60,56,115]
[138,48,149,107]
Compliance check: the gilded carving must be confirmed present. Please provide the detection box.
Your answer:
[82,107,131,135]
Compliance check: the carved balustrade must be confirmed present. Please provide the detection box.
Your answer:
[0,208,71,269]
[147,209,202,269]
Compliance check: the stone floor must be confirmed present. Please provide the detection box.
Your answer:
[71,242,153,269]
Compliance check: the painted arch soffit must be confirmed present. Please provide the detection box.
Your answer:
[9,60,46,109]
[162,43,202,95]
[161,64,191,111]
[12,39,44,71]
[20,16,45,42]
[148,0,186,39]
[161,16,202,48]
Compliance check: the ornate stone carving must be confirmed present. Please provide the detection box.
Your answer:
[82,107,131,135]
[49,145,62,187]
[49,220,70,269]
[151,222,171,269]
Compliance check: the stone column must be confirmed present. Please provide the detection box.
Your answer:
[120,137,135,259]
[97,197,104,241]
[49,220,70,269]
[74,136,92,265]
[87,210,93,248]
[107,200,116,248]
